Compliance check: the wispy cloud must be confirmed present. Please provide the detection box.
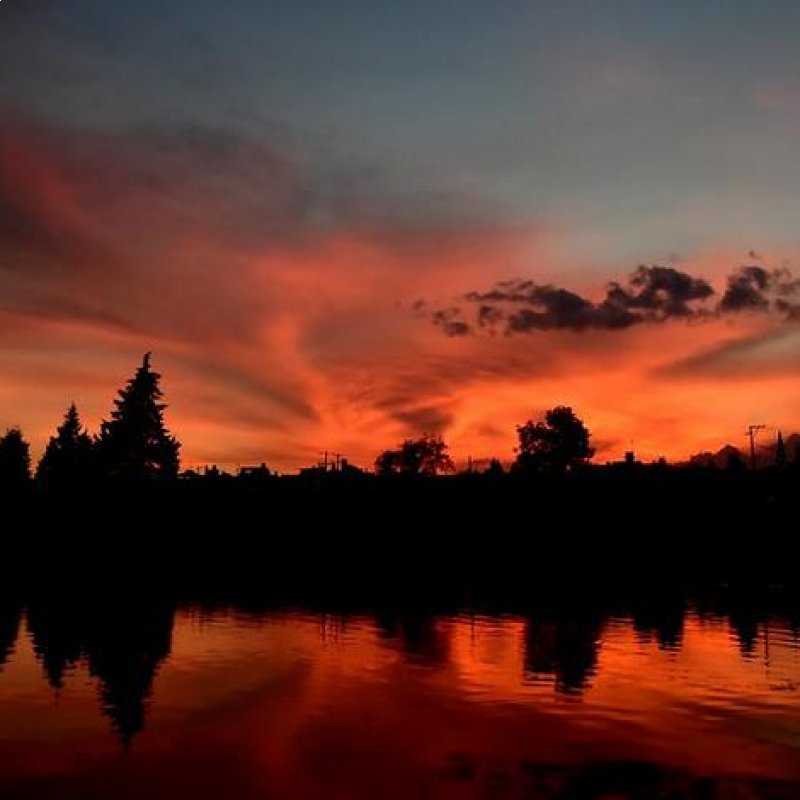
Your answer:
[0,110,543,467]
[2,110,800,470]
[658,327,800,380]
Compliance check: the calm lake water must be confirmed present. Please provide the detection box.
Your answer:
[1,601,799,799]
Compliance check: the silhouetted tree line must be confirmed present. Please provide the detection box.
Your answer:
[0,353,179,488]
[374,405,797,477]
[1,354,798,492]
[371,407,593,476]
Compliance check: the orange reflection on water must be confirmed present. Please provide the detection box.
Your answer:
[0,607,799,799]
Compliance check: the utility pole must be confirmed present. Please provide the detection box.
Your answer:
[746,424,766,470]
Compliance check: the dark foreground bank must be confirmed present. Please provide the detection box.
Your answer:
[2,465,798,600]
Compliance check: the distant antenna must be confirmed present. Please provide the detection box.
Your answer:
[319,450,342,471]
[746,424,766,470]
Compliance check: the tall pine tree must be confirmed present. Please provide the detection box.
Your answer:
[36,403,94,485]
[97,354,180,480]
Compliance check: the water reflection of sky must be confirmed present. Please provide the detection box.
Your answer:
[0,606,799,799]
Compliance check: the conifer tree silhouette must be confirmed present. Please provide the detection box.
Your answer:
[0,427,31,488]
[36,403,94,485]
[97,354,180,480]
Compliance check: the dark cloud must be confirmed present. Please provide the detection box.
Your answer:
[432,308,471,337]
[718,265,800,317]
[392,404,454,434]
[434,263,800,337]
[477,304,505,330]
[507,287,593,332]
[718,266,771,312]
[610,265,714,316]
[461,280,641,334]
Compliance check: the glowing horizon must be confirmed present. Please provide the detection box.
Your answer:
[2,1,800,471]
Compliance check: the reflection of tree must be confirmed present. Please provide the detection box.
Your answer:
[376,609,449,664]
[0,603,22,668]
[524,613,603,694]
[84,603,175,748]
[729,606,763,658]
[523,621,557,675]
[788,607,800,643]
[25,601,175,747]
[631,597,686,651]
[27,603,83,690]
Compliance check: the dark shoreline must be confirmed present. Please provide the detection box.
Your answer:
[3,466,797,599]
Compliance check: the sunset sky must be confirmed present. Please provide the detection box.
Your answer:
[2,0,800,470]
